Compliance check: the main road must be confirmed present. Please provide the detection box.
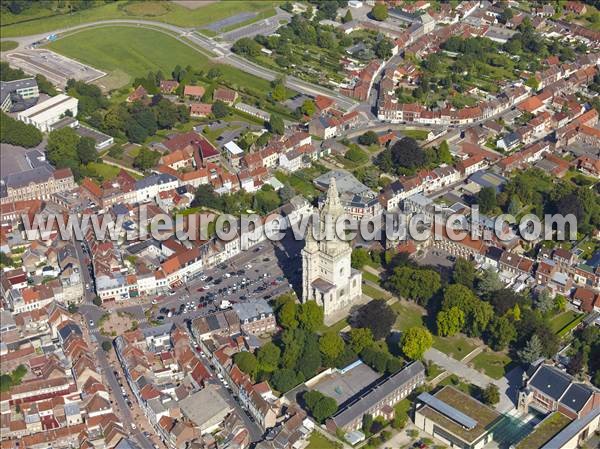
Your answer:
[0,18,358,111]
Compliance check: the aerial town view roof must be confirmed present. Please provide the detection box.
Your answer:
[1,1,600,449]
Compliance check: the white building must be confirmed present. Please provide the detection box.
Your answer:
[1,78,39,112]
[134,173,179,204]
[302,178,362,322]
[17,94,78,132]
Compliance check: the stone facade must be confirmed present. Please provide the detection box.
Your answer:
[302,178,362,321]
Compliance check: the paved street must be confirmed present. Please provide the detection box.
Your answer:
[71,234,303,447]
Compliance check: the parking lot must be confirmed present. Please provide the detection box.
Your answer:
[150,237,303,325]
[6,49,105,88]
[220,10,291,43]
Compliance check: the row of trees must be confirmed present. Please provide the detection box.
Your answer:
[0,112,42,148]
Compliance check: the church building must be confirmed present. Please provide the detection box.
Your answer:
[302,178,362,321]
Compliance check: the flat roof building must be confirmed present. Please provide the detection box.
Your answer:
[1,78,39,112]
[17,94,78,132]
[326,361,425,432]
[414,386,501,449]
[75,125,114,150]
[179,384,233,434]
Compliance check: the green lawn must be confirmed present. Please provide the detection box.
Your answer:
[47,26,285,95]
[426,362,445,381]
[362,284,391,301]
[361,269,381,286]
[548,310,583,335]
[318,317,349,335]
[432,335,478,361]
[48,27,206,89]
[401,129,429,140]
[1,1,280,38]
[471,350,514,380]
[306,432,341,449]
[0,41,18,52]
[391,301,426,331]
[86,162,120,181]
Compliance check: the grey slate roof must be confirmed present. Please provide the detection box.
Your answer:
[330,361,425,428]
[58,323,82,342]
[529,365,572,401]
[560,383,594,413]
[134,173,177,190]
[232,299,273,322]
[2,165,54,190]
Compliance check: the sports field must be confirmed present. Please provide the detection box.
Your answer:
[48,27,204,89]
[1,1,280,38]
[47,26,280,93]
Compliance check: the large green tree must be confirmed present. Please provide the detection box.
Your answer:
[0,112,42,148]
[487,316,516,351]
[352,300,396,340]
[401,327,433,360]
[371,3,388,21]
[297,301,324,332]
[319,332,345,361]
[348,327,374,354]
[269,114,285,135]
[233,351,259,379]
[76,136,97,165]
[436,306,465,337]
[386,266,441,306]
[257,342,281,373]
[47,127,79,169]
[453,258,477,289]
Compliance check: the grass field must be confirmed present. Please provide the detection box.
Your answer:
[47,26,283,94]
[401,129,430,141]
[432,335,478,361]
[471,350,514,379]
[48,27,206,88]
[0,41,18,52]
[86,161,121,181]
[361,269,381,285]
[306,432,341,449]
[362,284,390,300]
[1,1,280,38]
[548,310,583,334]
[391,301,426,331]
[318,317,349,335]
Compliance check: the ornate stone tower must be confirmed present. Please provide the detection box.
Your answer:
[302,178,362,321]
